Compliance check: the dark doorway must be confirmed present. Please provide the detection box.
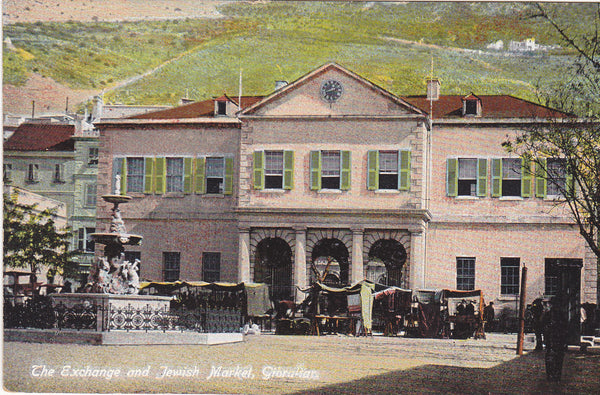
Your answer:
[546,258,582,345]
[254,237,293,302]
[311,238,349,286]
[368,239,407,286]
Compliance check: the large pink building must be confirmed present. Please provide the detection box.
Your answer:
[95,63,596,319]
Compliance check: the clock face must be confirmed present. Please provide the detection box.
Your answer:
[320,79,343,103]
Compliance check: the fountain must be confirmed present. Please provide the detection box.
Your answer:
[49,182,171,334]
[86,191,142,294]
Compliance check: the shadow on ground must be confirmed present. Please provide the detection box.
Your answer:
[292,350,600,394]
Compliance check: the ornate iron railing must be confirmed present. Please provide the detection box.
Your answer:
[3,296,242,333]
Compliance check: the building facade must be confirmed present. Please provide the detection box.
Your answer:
[3,123,100,280]
[94,63,596,311]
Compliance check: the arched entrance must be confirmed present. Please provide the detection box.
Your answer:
[367,239,407,286]
[254,237,293,301]
[311,238,349,286]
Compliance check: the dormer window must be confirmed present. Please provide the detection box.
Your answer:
[217,101,227,116]
[462,94,482,117]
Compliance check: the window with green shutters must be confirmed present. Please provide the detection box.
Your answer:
[254,150,294,190]
[447,158,488,197]
[310,150,351,191]
[369,150,411,191]
[546,158,574,198]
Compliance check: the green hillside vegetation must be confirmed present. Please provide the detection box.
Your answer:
[2,2,592,106]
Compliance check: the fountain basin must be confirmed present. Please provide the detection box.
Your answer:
[90,232,142,246]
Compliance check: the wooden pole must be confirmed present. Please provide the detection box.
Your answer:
[517,266,528,355]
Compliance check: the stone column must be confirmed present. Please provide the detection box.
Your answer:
[238,228,251,283]
[294,227,308,302]
[351,228,364,284]
[409,227,425,290]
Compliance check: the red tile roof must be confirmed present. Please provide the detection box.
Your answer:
[401,95,572,119]
[4,123,75,151]
[130,96,264,119]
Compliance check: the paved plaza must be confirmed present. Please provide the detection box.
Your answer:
[3,333,599,394]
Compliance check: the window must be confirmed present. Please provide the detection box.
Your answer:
[547,158,567,197]
[446,158,487,197]
[265,151,284,189]
[465,100,478,115]
[491,158,529,198]
[458,159,477,196]
[321,151,341,189]
[53,164,64,183]
[202,252,221,282]
[27,164,39,182]
[166,158,184,193]
[163,252,180,282]
[501,158,521,197]
[544,259,558,297]
[500,257,520,295]
[126,158,145,193]
[88,147,99,165]
[206,157,224,194]
[253,151,294,190]
[310,150,351,191]
[3,164,12,182]
[379,151,399,189]
[78,227,96,253]
[217,101,227,116]
[85,184,97,207]
[456,257,475,291]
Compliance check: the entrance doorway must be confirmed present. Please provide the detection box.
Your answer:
[254,237,293,302]
[311,238,349,286]
[367,239,407,286]
[546,258,582,345]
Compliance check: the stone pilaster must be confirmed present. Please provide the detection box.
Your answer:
[409,227,425,290]
[238,228,251,282]
[351,228,364,284]
[294,227,307,302]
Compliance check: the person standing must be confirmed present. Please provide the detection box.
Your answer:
[531,298,546,351]
[483,302,495,332]
[545,296,568,382]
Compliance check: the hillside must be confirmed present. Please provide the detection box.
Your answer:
[2,1,592,117]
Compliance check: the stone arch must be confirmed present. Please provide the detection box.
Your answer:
[306,229,352,286]
[254,237,293,301]
[249,228,295,286]
[364,230,411,287]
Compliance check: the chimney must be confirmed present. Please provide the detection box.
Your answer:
[426,78,440,101]
[275,80,288,90]
[92,95,103,121]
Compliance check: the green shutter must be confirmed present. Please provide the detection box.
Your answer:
[310,151,321,191]
[195,157,206,194]
[446,158,458,197]
[367,150,379,191]
[399,150,411,191]
[535,158,547,198]
[477,158,488,197]
[183,157,193,194]
[120,158,127,195]
[224,157,234,195]
[154,157,166,194]
[144,157,154,194]
[491,158,502,197]
[253,151,264,190]
[340,151,351,191]
[566,164,575,197]
[521,158,532,198]
[283,150,294,190]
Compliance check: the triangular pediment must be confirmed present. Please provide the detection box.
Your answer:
[241,63,425,117]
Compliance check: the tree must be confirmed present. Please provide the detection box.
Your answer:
[3,192,79,285]
[504,3,600,262]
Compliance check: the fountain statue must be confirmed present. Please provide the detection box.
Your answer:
[87,182,143,295]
